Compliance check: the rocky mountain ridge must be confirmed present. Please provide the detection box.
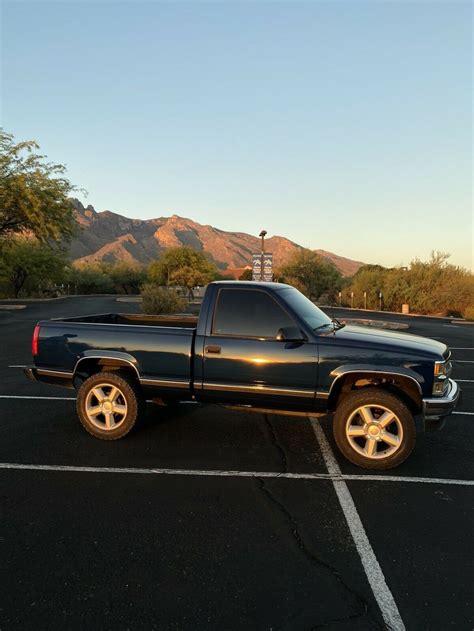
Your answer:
[69,200,364,276]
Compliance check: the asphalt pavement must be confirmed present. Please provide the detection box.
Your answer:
[0,296,473,630]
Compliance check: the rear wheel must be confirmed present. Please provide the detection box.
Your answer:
[333,388,416,470]
[76,372,144,440]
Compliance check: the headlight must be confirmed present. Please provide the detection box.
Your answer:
[434,361,447,377]
[433,360,452,395]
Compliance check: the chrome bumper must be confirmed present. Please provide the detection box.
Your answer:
[422,379,461,422]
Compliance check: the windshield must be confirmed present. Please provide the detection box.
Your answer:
[278,287,332,331]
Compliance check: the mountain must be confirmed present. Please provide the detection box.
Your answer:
[69,200,364,276]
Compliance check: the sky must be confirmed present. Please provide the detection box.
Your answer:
[2,0,472,270]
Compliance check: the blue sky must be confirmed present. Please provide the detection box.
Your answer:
[2,1,472,269]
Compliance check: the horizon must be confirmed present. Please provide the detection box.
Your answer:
[3,1,472,270]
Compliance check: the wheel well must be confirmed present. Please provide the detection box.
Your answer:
[328,373,422,414]
[73,358,140,389]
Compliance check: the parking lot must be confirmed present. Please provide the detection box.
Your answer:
[1,296,473,630]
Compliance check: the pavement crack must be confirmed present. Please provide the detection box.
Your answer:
[257,477,384,631]
[263,413,288,473]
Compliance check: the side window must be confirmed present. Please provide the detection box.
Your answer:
[212,289,295,338]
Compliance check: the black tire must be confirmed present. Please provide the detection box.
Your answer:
[333,387,416,470]
[76,372,145,440]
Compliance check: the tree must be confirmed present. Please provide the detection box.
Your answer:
[239,268,253,280]
[0,238,68,297]
[107,262,146,294]
[349,264,390,309]
[0,129,78,242]
[280,250,342,301]
[148,247,217,287]
[65,264,114,294]
[347,253,474,316]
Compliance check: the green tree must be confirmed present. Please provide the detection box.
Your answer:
[347,253,474,316]
[349,264,390,309]
[65,264,114,294]
[0,238,68,297]
[148,247,217,287]
[107,262,146,294]
[280,250,342,301]
[0,129,78,241]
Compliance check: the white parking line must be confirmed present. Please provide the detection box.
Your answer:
[8,365,27,368]
[310,419,405,630]
[453,411,474,416]
[456,380,474,383]
[450,348,474,350]
[453,360,474,363]
[0,395,76,400]
[0,461,473,486]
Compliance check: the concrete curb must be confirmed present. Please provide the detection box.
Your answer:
[0,305,26,310]
[116,296,142,303]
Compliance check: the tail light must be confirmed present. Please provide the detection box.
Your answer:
[32,324,41,356]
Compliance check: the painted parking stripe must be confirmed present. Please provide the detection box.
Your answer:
[0,395,76,401]
[453,360,474,363]
[0,462,472,486]
[310,419,406,630]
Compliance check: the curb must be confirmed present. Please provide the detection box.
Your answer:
[0,305,26,310]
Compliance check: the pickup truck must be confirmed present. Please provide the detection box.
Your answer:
[25,281,461,470]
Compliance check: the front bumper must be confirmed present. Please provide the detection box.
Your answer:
[422,379,461,428]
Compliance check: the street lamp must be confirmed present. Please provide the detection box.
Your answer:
[259,230,267,281]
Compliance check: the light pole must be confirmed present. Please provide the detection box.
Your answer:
[259,230,267,281]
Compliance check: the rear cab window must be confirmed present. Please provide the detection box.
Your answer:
[212,288,295,339]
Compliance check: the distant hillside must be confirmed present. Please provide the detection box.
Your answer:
[69,200,365,276]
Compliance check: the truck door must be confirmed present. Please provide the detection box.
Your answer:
[199,287,318,410]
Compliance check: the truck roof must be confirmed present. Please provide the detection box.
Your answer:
[209,280,292,291]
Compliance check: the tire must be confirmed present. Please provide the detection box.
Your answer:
[76,372,144,440]
[333,387,416,470]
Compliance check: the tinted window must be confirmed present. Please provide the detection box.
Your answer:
[212,289,294,338]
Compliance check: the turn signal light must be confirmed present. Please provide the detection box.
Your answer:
[32,324,40,356]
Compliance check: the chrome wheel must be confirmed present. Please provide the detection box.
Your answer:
[345,404,403,460]
[85,383,128,431]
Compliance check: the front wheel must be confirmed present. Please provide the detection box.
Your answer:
[76,372,144,440]
[333,388,416,470]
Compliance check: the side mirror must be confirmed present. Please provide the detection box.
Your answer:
[277,326,307,342]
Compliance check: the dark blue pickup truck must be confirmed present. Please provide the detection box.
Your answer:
[25,281,460,469]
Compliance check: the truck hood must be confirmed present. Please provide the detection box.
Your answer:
[330,325,448,360]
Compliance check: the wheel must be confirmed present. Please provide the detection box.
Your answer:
[76,372,144,440]
[333,388,416,470]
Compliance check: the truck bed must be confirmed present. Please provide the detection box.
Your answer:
[56,313,199,328]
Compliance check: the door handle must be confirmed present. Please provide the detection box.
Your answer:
[205,345,222,354]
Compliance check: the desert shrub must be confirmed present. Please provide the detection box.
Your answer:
[463,306,474,322]
[141,283,187,314]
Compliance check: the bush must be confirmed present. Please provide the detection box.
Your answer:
[141,284,187,314]
[463,306,474,322]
